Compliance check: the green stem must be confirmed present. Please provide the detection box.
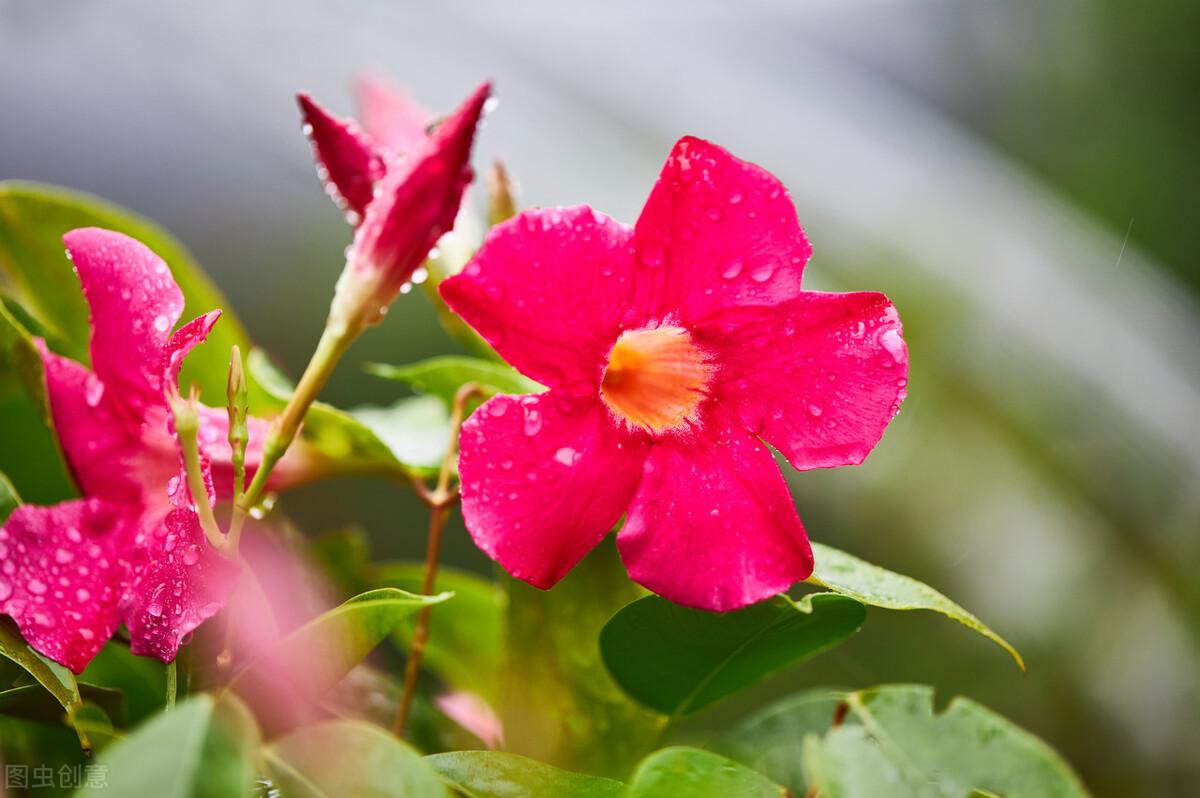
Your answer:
[177,412,227,555]
[229,321,355,541]
[165,660,177,711]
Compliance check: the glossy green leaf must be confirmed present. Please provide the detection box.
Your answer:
[0,682,125,728]
[0,299,46,420]
[427,751,624,798]
[500,540,664,778]
[264,720,450,798]
[372,562,504,700]
[803,685,1091,798]
[808,542,1023,668]
[0,181,251,405]
[230,588,449,735]
[713,688,846,795]
[77,692,260,797]
[0,469,20,523]
[0,618,81,719]
[600,593,865,716]
[367,355,540,405]
[626,747,786,798]
[351,396,451,475]
[247,348,438,478]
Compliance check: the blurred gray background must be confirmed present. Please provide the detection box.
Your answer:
[2,1,1198,795]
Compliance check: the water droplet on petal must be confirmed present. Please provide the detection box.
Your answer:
[182,546,201,566]
[27,578,47,595]
[76,588,90,602]
[808,404,823,417]
[54,548,73,564]
[153,315,171,333]
[727,189,744,205]
[166,476,181,497]
[147,601,163,618]
[879,329,906,363]
[0,579,11,601]
[488,402,508,418]
[554,446,578,466]
[749,263,774,283]
[721,260,743,280]
[84,375,105,407]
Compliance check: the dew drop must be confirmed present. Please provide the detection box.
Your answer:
[147,601,163,618]
[554,446,578,466]
[166,476,181,497]
[487,402,508,418]
[522,408,543,436]
[721,260,743,280]
[726,189,744,205]
[27,578,47,595]
[78,628,94,641]
[182,546,201,566]
[639,243,665,268]
[749,263,774,283]
[54,548,74,564]
[879,329,906,363]
[84,375,105,407]
[153,315,170,333]
[0,579,10,601]
[76,588,90,602]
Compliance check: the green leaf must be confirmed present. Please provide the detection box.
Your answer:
[247,348,439,478]
[0,300,47,422]
[808,542,1024,668]
[264,720,451,798]
[367,355,540,405]
[0,181,251,405]
[77,692,259,797]
[500,540,664,778]
[0,469,20,523]
[0,682,125,728]
[371,562,504,700]
[600,593,865,717]
[803,685,1091,798]
[625,747,786,798]
[350,396,451,474]
[713,688,846,795]
[0,618,81,719]
[426,751,625,798]
[230,588,449,735]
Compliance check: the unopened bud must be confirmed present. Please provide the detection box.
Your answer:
[328,81,492,335]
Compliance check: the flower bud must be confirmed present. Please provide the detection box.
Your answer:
[328,81,492,334]
[486,159,518,227]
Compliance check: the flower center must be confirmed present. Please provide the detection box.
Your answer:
[600,325,712,434]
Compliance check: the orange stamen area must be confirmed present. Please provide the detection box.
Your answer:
[600,325,713,434]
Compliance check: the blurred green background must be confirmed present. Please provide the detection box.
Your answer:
[1,1,1197,795]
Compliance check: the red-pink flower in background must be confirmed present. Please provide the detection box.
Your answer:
[298,80,491,332]
[0,229,301,672]
[441,137,908,612]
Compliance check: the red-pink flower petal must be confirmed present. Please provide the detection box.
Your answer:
[161,310,221,393]
[64,228,185,408]
[297,92,387,220]
[698,291,907,470]
[334,82,490,328]
[458,392,650,589]
[36,340,141,502]
[0,499,132,673]
[440,207,637,390]
[355,73,432,154]
[618,408,813,611]
[632,136,811,323]
[121,505,239,664]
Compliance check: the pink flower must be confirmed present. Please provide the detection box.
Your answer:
[441,137,908,612]
[0,229,294,672]
[298,81,491,331]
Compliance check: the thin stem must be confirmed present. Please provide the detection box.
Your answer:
[165,660,177,711]
[229,321,355,542]
[176,407,227,555]
[393,383,482,737]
